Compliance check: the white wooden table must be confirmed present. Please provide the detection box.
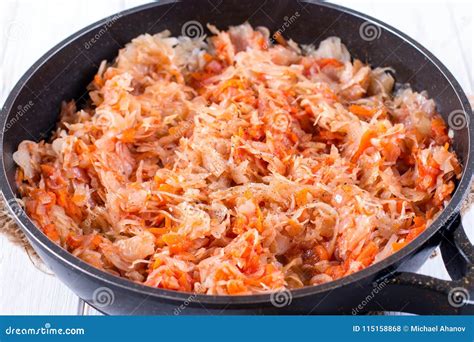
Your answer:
[0,0,472,315]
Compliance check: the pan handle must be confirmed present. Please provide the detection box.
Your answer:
[372,214,473,314]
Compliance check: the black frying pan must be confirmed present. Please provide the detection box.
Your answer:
[1,0,473,315]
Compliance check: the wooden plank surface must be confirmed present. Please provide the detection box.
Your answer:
[0,0,472,315]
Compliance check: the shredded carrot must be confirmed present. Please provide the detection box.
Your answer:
[273,31,287,46]
[148,227,168,236]
[356,241,379,266]
[351,129,377,162]
[317,58,344,69]
[348,104,375,118]
[43,224,60,243]
[227,279,247,294]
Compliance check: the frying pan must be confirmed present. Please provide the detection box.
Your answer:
[1,0,473,315]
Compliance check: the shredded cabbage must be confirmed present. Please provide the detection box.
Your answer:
[13,23,461,295]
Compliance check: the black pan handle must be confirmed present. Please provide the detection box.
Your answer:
[373,214,473,314]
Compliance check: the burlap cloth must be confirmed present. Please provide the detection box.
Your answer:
[1,96,473,271]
